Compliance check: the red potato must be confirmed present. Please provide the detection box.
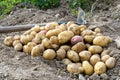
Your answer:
[71,35,83,45]
[39,30,48,35]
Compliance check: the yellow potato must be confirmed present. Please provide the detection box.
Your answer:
[13,40,21,47]
[23,45,30,54]
[85,44,91,49]
[20,35,30,45]
[81,29,94,37]
[50,36,59,44]
[105,57,116,69]
[35,33,45,40]
[31,25,40,32]
[90,54,100,65]
[43,49,56,60]
[4,36,14,46]
[14,43,23,51]
[23,30,32,35]
[71,42,85,53]
[27,42,37,54]
[56,24,67,31]
[79,51,91,61]
[84,35,95,43]
[58,31,74,44]
[66,21,74,27]
[45,22,58,30]
[101,49,110,57]
[94,28,101,33]
[42,38,52,48]
[67,50,80,62]
[60,45,71,51]
[82,61,94,75]
[88,45,103,54]
[62,58,72,65]
[57,48,66,59]
[79,25,87,32]
[32,37,41,44]
[101,55,110,62]
[94,62,106,74]
[51,44,59,50]
[30,31,37,37]
[14,35,20,40]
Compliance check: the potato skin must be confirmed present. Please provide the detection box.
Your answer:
[58,31,74,44]
[14,43,23,51]
[43,49,56,60]
[82,61,94,75]
[4,36,14,46]
[90,54,100,65]
[67,50,80,62]
[62,58,72,65]
[94,62,106,74]
[79,51,91,61]
[88,45,103,54]
[57,48,66,59]
[71,42,85,53]
[71,35,83,45]
[105,57,116,69]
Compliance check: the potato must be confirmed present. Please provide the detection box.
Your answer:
[66,21,74,27]
[50,36,59,44]
[14,43,23,51]
[32,37,41,44]
[58,31,74,44]
[88,45,103,54]
[101,55,110,62]
[67,63,83,74]
[14,35,20,40]
[45,23,56,31]
[46,28,62,38]
[93,36,112,47]
[57,48,66,59]
[94,28,101,33]
[85,44,91,49]
[23,45,30,53]
[79,51,91,61]
[82,61,94,75]
[4,36,14,46]
[71,35,83,45]
[67,50,80,62]
[101,49,110,57]
[81,29,94,37]
[20,35,30,45]
[68,24,81,35]
[31,25,40,32]
[40,26,45,30]
[90,54,100,65]
[27,42,37,53]
[31,44,44,57]
[30,31,37,37]
[51,22,59,27]
[94,62,106,74]
[71,42,85,53]
[79,25,87,32]
[39,30,48,35]
[51,44,59,50]
[56,24,67,31]
[23,30,32,35]
[105,57,116,69]
[96,33,103,36]
[62,58,72,65]
[43,49,56,60]
[76,63,82,67]
[84,35,95,43]
[35,33,45,40]
[13,40,21,47]
[42,38,52,48]
[60,45,71,51]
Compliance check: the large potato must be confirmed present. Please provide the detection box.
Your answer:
[4,36,14,46]
[42,38,52,49]
[90,54,100,65]
[58,31,74,44]
[67,50,80,62]
[71,42,85,53]
[105,57,116,69]
[79,51,91,61]
[71,35,83,45]
[82,61,94,75]
[94,62,106,74]
[93,36,112,47]
[43,49,56,60]
[88,45,103,54]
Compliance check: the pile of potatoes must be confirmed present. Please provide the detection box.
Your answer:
[4,21,116,75]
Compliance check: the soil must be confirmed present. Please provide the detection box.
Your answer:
[0,0,120,80]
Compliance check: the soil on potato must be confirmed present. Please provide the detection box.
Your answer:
[0,1,120,80]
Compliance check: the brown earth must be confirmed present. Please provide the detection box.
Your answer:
[0,0,120,80]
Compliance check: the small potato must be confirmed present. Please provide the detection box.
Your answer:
[58,31,74,44]
[81,29,94,37]
[51,22,59,27]
[23,30,32,35]
[62,58,72,65]
[88,45,103,54]
[45,22,58,31]
[60,45,71,51]
[50,36,59,44]
[101,49,110,57]
[67,63,83,74]
[71,35,83,45]
[72,42,86,53]
[105,57,116,69]
[94,62,106,74]
[14,43,23,51]
[42,38,52,48]
[82,61,94,75]
[4,36,14,46]
[57,48,66,59]
[43,49,56,60]
[85,44,91,49]
[56,24,67,31]
[67,50,80,62]
[13,40,21,47]
[90,54,100,65]
[46,29,62,38]
[27,42,37,53]
[79,25,87,32]
[76,63,82,67]
[39,30,48,35]
[32,38,41,44]
[31,25,40,32]
[40,26,45,30]
[20,35,30,45]
[14,35,20,40]
[23,45,30,53]
[66,21,74,27]
[84,35,95,43]
[31,44,44,57]
[30,31,37,37]
[96,33,103,36]
[79,51,91,61]
[94,28,101,33]
[35,33,45,40]
[93,36,112,47]
[101,55,110,62]
[51,44,59,50]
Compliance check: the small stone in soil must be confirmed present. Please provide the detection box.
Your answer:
[100,73,108,80]
[89,73,100,80]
